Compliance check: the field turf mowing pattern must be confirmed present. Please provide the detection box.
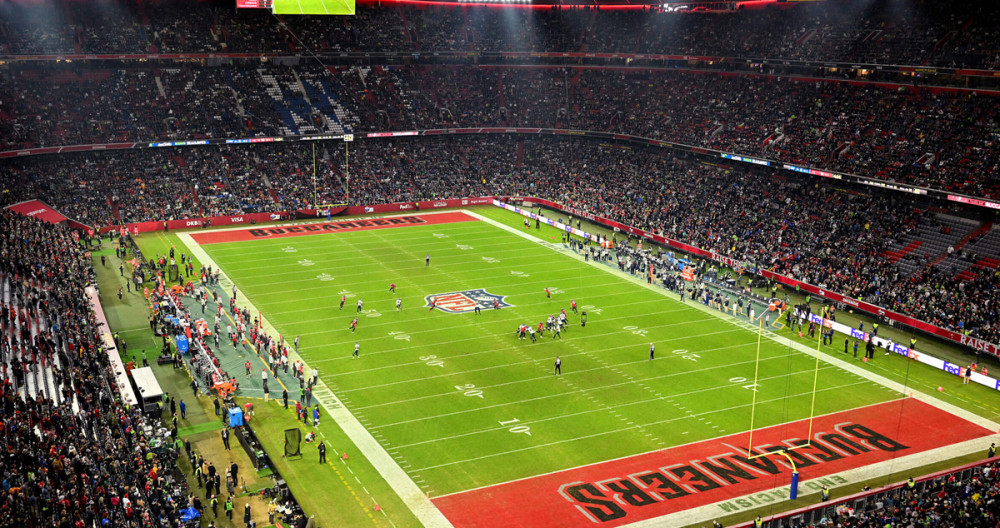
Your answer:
[196,211,898,498]
[272,0,355,15]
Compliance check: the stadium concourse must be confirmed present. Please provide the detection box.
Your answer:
[1,0,1000,527]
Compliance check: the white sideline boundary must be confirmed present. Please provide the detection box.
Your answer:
[176,224,455,528]
[176,208,1000,528]
[461,209,1000,527]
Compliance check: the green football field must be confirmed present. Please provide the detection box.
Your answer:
[190,208,899,498]
[272,0,355,15]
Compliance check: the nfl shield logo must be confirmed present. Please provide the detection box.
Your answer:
[426,289,513,313]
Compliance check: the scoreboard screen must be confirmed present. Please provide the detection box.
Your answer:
[236,0,354,14]
[236,0,271,7]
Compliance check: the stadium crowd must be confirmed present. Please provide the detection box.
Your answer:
[0,3,999,527]
[3,65,999,199]
[1,136,994,528]
[3,135,998,346]
[3,0,1000,70]
[0,211,185,527]
[779,458,1000,528]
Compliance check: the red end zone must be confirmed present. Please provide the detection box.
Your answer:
[432,399,992,528]
[188,212,478,244]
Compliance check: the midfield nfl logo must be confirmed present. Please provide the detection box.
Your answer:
[425,289,513,313]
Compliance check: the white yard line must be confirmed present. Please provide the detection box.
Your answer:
[350,338,761,402]
[466,209,1000,430]
[392,366,844,452]
[368,343,770,430]
[177,230,455,528]
[461,209,1000,528]
[187,209,470,236]
[178,209,1000,528]
[410,379,869,473]
[316,326,738,380]
[205,227,514,256]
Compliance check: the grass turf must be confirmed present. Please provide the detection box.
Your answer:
[191,210,902,498]
[272,0,354,15]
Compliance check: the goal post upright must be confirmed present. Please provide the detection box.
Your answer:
[743,313,826,501]
[805,316,825,442]
[745,315,765,458]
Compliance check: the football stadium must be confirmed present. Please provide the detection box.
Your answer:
[1,1,999,528]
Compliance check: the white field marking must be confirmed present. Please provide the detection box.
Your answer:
[357,340,767,411]
[203,226,501,261]
[216,239,535,272]
[219,256,548,283]
[239,259,598,306]
[387,365,842,451]
[261,276,632,318]
[463,209,1000,525]
[251,276,586,317]
[433,396,906,500]
[211,226,557,261]
[626,434,1000,528]
[360,354,782,429]
[320,326,740,383]
[175,231,455,528]
[468,208,1000,428]
[189,208,473,237]
[208,228,521,262]
[337,0,355,15]
[306,314,722,367]
[202,219,497,251]
[409,379,868,473]
[286,296,693,339]
[217,248,571,284]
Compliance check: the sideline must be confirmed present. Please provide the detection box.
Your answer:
[176,220,455,528]
[462,209,1000,528]
[176,209,1000,528]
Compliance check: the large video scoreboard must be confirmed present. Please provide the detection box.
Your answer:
[237,0,354,15]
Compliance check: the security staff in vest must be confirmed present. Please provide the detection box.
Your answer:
[820,486,830,501]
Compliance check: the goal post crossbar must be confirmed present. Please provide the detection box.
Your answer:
[745,315,826,460]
